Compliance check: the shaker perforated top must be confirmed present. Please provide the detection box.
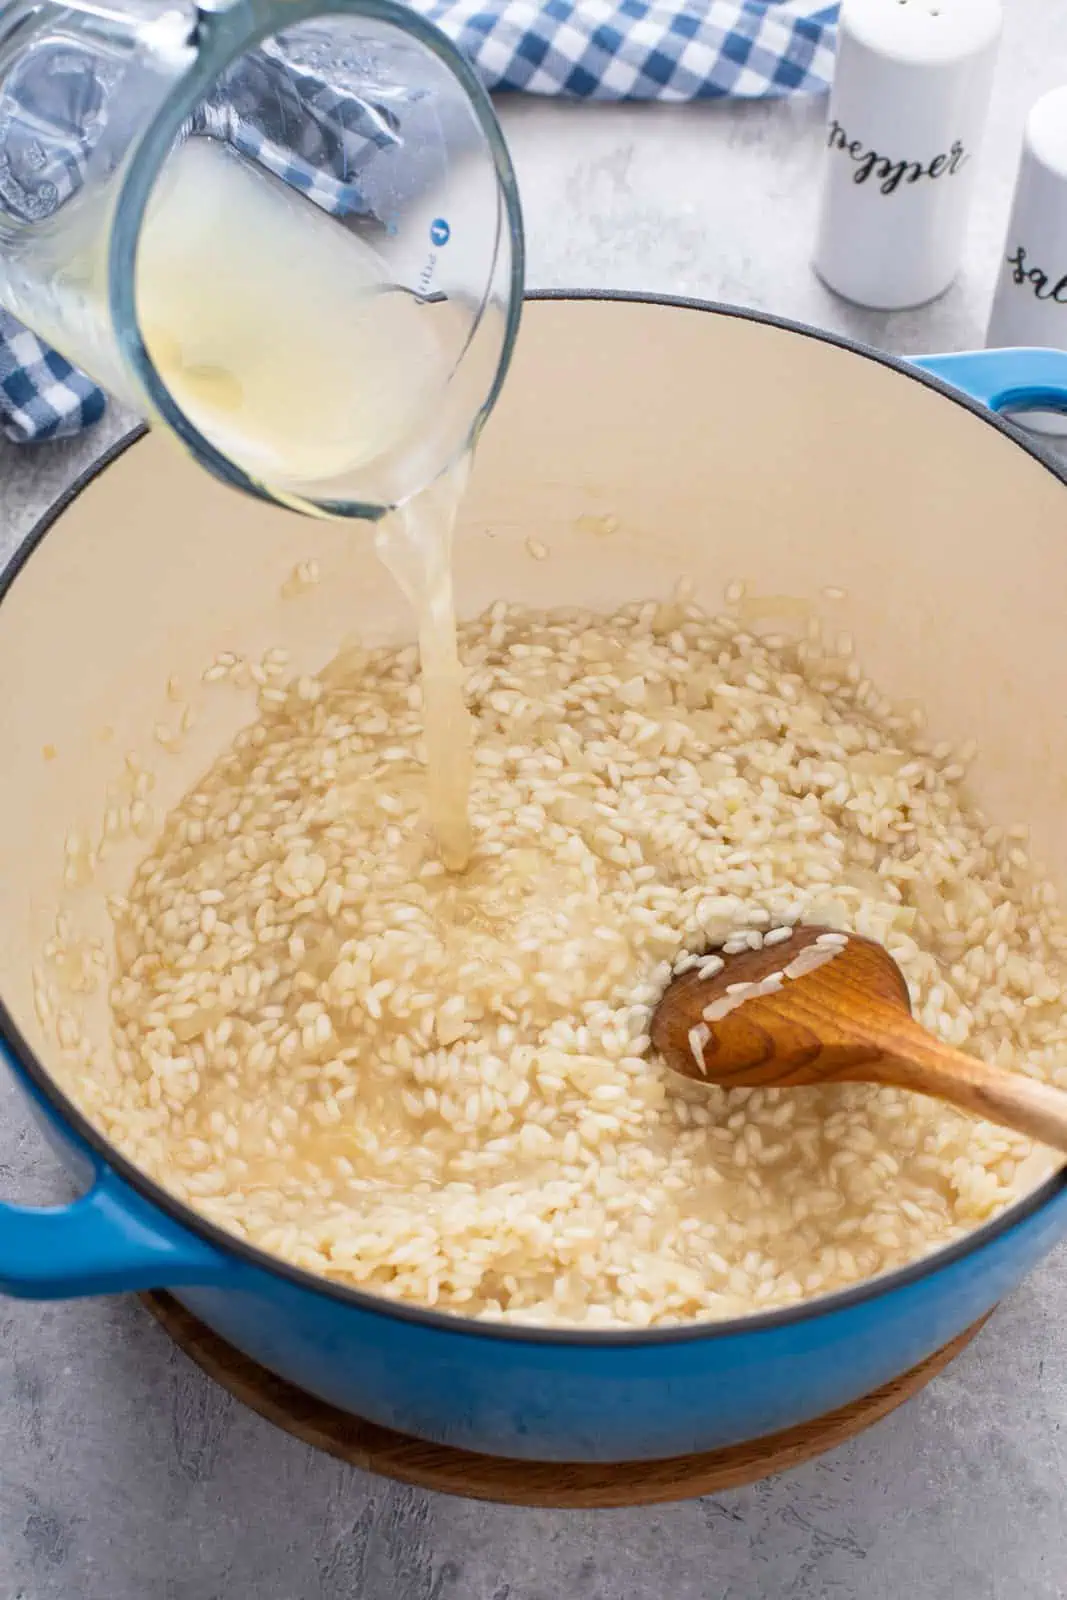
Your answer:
[842,0,1002,67]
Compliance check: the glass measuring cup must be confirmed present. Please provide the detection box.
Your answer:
[0,0,524,517]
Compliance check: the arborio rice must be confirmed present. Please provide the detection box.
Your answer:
[49,589,1067,1328]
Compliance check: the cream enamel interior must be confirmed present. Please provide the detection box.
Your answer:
[3,297,1067,1204]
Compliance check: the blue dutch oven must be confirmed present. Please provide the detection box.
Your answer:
[3,294,1067,1464]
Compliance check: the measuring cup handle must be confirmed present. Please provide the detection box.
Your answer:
[0,1163,232,1300]
[912,348,1067,415]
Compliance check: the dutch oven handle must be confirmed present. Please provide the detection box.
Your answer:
[912,347,1067,415]
[0,1153,232,1299]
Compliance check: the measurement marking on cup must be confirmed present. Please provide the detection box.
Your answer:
[419,218,451,294]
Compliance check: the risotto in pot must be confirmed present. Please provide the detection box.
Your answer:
[40,586,1067,1328]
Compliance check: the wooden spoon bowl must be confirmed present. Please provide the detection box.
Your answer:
[651,925,1067,1153]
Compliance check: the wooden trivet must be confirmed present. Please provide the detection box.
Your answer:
[142,1292,988,1507]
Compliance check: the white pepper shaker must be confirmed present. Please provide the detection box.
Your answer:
[813,0,1002,311]
[986,85,1067,436]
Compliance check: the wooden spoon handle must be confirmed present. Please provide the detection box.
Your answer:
[866,1019,1067,1154]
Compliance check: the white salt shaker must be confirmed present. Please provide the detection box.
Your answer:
[986,85,1067,436]
[813,0,1002,311]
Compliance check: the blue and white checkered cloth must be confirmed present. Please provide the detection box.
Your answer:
[419,0,837,99]
[0,0,837,444]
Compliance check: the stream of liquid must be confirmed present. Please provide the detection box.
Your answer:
[374,462,475,872]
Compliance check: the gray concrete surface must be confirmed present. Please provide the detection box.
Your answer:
[3,3,1067,1596]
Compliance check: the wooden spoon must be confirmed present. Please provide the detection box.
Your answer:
[651,924,1067,1153]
